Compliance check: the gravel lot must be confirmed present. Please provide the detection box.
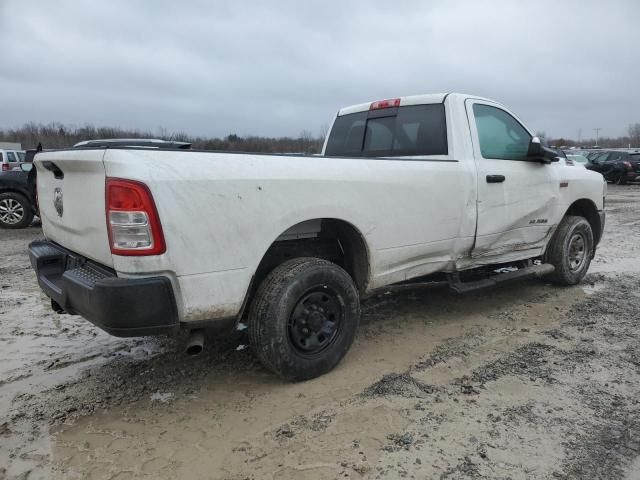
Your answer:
[1,185,640,480]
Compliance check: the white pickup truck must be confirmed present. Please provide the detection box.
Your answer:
[29,93,606,380]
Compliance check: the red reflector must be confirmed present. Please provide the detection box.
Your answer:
[106,178,166,256]
[370,98,401,110]
[1,163,10,171]
[108,184,145,209]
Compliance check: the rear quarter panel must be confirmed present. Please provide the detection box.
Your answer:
[103,148,475,321]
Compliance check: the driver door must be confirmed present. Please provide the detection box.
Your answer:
[466,100,560,261]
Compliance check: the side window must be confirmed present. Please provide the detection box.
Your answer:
[0,152,3,162]
[473,104,531,160]
[609,152,622,161]
[6,152,17,162]
[16,152,26,162]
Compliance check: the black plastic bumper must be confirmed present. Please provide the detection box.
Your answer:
[28,240,179,337]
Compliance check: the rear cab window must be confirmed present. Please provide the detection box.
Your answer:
[324,103,448,157]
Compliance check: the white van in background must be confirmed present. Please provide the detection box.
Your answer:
[0,149,26,171]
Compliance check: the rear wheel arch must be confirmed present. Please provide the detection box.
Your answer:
[0,187,33,202]
[251,218,371,296]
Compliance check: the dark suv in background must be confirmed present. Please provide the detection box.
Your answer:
[0,163,37,228]
[586,150,640,184]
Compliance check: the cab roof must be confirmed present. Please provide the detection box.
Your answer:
[337,93,495,116]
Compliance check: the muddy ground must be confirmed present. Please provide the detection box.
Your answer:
[1,184,640,480]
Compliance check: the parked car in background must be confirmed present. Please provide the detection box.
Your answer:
[0,149,26,171]
[586,150,640,184]
[0,163,37,228]
[564,153,589,167]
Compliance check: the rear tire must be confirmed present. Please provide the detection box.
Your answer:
[544,215,594,285]
[615,173,627,185]
[0,192,34,229]
[248,257,360,381]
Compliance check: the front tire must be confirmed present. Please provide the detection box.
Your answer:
[0,192,34,229]
[544,215,594,285]
[248,257,360,381]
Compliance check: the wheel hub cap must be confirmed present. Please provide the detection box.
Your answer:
[0,199,24,225]
[568,232,587,271]
[288,290,342,354]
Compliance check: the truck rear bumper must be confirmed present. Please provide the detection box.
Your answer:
[28,240,179,337]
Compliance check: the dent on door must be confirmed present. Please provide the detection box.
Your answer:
[473,183,558,258]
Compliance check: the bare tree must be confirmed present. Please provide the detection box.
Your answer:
[628,123,640,147]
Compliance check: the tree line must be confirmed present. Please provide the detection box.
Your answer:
[2,121,639,154]
[548,123,640,149]
[0,122,325,154]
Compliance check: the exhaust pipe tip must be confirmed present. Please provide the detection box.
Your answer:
[185,329,205,356]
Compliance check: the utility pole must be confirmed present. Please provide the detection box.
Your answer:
[593,128,602,147]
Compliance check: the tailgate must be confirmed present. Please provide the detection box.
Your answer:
[35,149,113,267]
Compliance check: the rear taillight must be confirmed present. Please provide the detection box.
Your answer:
[1,163,10,171]
[370,98,401,110]
[623,160,632,170]
[106,178,165,256]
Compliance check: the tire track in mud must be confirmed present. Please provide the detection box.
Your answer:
[356,273,640,479]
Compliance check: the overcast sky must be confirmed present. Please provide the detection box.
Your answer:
[1,0,638,140]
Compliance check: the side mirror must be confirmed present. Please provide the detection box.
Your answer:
[527,136,543,157]
[20,163,33,172]
[527,137,559,164]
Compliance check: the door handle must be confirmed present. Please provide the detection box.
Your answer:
[486,174,505,183]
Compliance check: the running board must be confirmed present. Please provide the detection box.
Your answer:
[448,263,555,294]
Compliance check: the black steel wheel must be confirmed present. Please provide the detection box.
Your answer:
[249,257,360,381]
[288,289,343,355]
